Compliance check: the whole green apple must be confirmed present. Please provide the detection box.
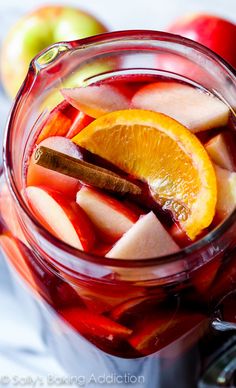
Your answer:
[0,5,107,98]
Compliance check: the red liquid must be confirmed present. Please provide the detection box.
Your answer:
[1,74,236,360]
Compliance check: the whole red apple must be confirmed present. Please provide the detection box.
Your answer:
[0,5,107,98]
[167,14,236,69]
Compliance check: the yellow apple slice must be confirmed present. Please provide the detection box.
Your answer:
[106,212,179,259]
[62,85,130,118]
[206,133,234,171]
[76,187,138,241]
[132,82,229,132]
[215,165,236,220]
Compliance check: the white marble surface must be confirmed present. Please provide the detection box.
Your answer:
[0,0,235,385]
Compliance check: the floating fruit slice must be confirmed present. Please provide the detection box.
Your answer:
[0,235,39,294]
[0,234,83,308]
[106,212,179,259]
[76,187,139,242]
[214,165,236,220]
[0,184,28,244]
[110,294,165,321]
[66,111,94,138]
[65,280,146,314]
[132,82,229,132]
[205,133,234,171]
[36,100,79,144]
[73,109,217,239]
[61,85,130,118]
[27,136,81,197]
[59,308,132,338]
[25,186,95,251]
[129,310,205,355]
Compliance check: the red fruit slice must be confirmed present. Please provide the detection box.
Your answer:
[25,186,95,251]
[191,257,221,294]
[76,187,139,242]
[60,308,132,338]
[27,136,81,197]
[0,234,38,293]
[61,277,146,314]
[0,184,27,244]
[66,111,94,139]
[36,100,79,144]
[129,311,205,355]
[0,234,83,308]
[110,294,165,321]
[61,85,130,118]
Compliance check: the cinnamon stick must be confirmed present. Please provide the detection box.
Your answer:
[34,146,141,195]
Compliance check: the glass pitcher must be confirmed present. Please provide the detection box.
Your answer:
[1,30,236,387]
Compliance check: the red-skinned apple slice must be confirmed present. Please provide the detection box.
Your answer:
[110,294,165,321]
[61,85,130,118]
[129,310,205,355]
[0,184,28,244]
[36,100,79,144]
[59,307,132,338]
[205,133,234,171]
[66,111,94,138]
[27,136,81,197]
[132,82,229,132]
[0,235,39,294]
[0,234,83,309]
[61,273,146,314]
[25,186,95,251]
[214,165,236,221]
[76,187,139,242]
[106,212,179,259]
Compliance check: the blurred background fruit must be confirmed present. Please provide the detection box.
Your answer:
[167,13,236,69]
[0,5,107,98]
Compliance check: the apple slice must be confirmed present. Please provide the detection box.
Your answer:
[106,212,179,259]
[64,279,146,314]
[0,235,39,294]
[27,136,81,197]
[61,85,130,118]
[25,186,95,251]
[129,310,205,355]
[205,133,234,171]
[0,184,28,244]
[76,187,139,241]
[66,111,94,138]
[59,307,132,339]
[132,82,229,132]
[36,99,79,144]
[215,165,236,220]
[110,294,165,321]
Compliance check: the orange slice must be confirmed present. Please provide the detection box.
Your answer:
[72,110,217,239]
